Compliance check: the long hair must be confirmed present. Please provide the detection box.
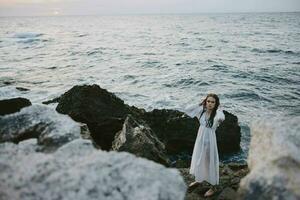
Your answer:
[198,93,220,128]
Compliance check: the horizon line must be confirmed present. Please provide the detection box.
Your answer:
[1,10,300,17]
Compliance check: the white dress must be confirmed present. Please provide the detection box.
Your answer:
[185,104,225,185]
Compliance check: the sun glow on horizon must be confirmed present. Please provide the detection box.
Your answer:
[0,0,300,16]
[53,10,59,15]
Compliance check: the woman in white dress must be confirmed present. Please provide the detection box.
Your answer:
[186,93,225,197]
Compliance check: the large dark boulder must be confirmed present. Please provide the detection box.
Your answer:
[0,97,31,116]
[140,109,199,155]
[56,84,132,122]
[140,109,241,156]
[55,84,241,156]
[216,110,241,154]
[55,84,143,150]
[112,114,171,167]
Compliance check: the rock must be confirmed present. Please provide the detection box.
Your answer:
[88,117,125,150]
[0,97,31,116]
[15,87,30,91]
[237,118,300,200]
[55,84,142,150]
[0,104,80,152]
[179,162,249,200]
[217,187,237,200]
[55,84,241,157]
[42,96,60,105]
[56,84,134,122]
[142,109,241,156]
[0,139,187,200]
[112,114,171,167]
[140,109,199,155]
[216,110,241,154]
[175,159,191,168]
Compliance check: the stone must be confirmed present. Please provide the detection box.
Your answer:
[218,187,237,200]
[140,109,199,155]
[237,118,300,200]
[55,84,143,150]
[0,139,186,200]
[0,97,31,116]
[0,104,80,152]
[216,110,241,154]
[112,114,171,166]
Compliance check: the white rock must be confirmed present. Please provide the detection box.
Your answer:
[238,117,300,200]
[0,104,80,151]
[0,139,186,200]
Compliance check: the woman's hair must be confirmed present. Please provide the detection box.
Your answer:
[198,93,220,128]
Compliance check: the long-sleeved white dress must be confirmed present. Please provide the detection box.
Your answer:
[185,104,225,185]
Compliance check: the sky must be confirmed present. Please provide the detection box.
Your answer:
[0,0,299,16]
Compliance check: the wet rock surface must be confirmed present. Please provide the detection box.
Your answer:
[0,104,81,152]
[0,97,31,116]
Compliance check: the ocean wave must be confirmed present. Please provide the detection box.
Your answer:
[251,48,300,56]
[17,38,49,44]
[86,48,103,56]
[164,78,209,88]
[13,32,44,39]
[140,60,163,68]
[225,90,272,102]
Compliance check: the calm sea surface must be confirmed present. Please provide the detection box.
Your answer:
[1,13,300,162]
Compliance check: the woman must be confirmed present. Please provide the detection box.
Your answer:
[186,93,225,197]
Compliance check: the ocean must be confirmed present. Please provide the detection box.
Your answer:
[1,12,300,162]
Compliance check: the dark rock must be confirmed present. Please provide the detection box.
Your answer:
[179,163,249,200]
[112,114,171,167]
[42,96,60,105]
[55,84,241,156]
[15,87,30,91]
[56,84,134,122]
[55,84,143,150]
[140,109,199,155]
[141,109,241,156]
[0,97,31,116]
[88,117,124,150]
[175,159,191,168]
[216,110,241,154]
[217,187,237,200]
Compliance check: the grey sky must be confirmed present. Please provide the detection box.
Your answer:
[0,0,299,16]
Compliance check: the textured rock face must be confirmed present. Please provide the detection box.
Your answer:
[216,110,241,154]
[237,118,300,200]
[0,104,80,151]
[55,84,142,150]
[0,97,31,116]
[0,139,187,200]
[145,109,241,156]
[56,84,133,122]
[112,115,171,167]
[140,109,199,155]
[55,84,241,156]
[179,163,249,200]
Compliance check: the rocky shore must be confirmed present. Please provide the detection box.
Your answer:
[3,84,296,200]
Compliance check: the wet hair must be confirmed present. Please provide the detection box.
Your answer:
[198,93,220,128]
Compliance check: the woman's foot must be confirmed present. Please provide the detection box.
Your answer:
[187,181,199,193]
[204,188,216,197]
[188,181,199,187]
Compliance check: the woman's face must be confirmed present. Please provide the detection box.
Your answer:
[206,96,216,110]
